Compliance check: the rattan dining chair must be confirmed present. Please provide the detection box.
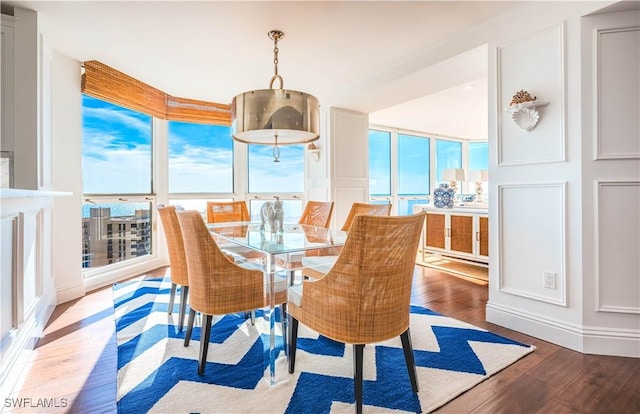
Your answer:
[205,200,261,261]
[277,200,335,282]
[157,206,189,332]
[177,210,288,375]
[206,200,251,224]
[298,200,334,228]
[339,202,392,232]
[301,202,392,279]
[287,212,425,414]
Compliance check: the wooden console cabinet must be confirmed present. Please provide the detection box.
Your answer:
[419,206,488,264]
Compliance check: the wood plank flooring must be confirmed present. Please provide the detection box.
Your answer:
[2,265,639,413]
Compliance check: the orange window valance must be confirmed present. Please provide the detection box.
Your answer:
[81,60,231,126]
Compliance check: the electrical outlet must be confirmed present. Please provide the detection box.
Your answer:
[543,272,556,289]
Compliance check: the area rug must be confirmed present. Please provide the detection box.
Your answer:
[114,277,533,413]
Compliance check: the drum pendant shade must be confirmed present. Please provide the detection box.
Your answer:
[231,30,320,158]
[232,88,319,145]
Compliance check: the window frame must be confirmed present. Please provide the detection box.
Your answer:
[368,125,476,215]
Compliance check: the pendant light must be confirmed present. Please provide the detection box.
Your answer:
[231,30,320,162]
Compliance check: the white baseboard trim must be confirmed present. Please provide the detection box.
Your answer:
[83,257,167,293]
[56,282,86,304]
[486,301,585,352]
[486,301,640,357]
[582,326,640,358]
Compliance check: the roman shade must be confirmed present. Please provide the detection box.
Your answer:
[81,60,231,125]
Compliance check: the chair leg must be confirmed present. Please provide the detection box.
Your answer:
[280,304,288,357]
[198,314,213,375]
[178,285,189,332]
[184,308,196,347]
[353,344,364,414]
[400,328,419,393]
[288,315,299,373]
[168,283,177,315]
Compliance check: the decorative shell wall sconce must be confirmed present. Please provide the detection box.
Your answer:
[504,90,548,131]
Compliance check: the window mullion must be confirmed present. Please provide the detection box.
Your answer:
[390,129,399,215]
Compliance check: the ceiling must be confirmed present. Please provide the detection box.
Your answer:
[5,1,529,139]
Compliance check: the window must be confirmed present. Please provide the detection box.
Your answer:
[168,121,233,193]
[246,144,304,220]
[398,134,430,215]
[369,128,479,215]
[82,95,154,272]
[468,141,489,197]
[369,130,391,196]
[469,142,488,171]
[435,139,462,183]
[248,144,304,193]
[82,95,152,194]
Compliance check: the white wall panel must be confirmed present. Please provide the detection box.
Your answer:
[331,109,368,180]
[0,216,17,349]
[20,210,40,318]
[329,108,369,229]
[594,27,640,160]
[595,181,640,314]
[498,183,566,305]
[497,23,566,165]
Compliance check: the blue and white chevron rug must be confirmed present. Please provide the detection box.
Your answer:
[114,277,534,413]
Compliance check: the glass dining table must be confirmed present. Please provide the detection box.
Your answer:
[207,221,348,385]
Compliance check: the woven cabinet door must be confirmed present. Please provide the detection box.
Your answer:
[425,213,446,250]
[450,214,473,254]
[478,216,489,257]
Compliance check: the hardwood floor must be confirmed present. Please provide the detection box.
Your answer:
[3,265,639,413]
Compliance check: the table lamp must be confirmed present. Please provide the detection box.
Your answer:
[468,170,489,202]
[442,168,466,195]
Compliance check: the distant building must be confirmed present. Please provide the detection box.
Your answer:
[82,207,151,268]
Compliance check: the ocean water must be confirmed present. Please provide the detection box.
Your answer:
[82,203,150,218]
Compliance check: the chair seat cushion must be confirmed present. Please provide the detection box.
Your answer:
[289,284,303,307]
[300,256,337,275]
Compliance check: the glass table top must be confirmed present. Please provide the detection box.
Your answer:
[207,222,347,255]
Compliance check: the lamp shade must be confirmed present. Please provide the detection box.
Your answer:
[468,170,489,182]
[231,88,320,145]
[442,168,466,182]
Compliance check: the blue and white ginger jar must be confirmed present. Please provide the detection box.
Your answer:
[433,183,455,208]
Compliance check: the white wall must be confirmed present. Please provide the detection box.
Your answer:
[329,108,370,228]
[0,7,58,394]
[579,9,640,356]
[12,7,37,190]
[50,52,85,303]
[309,107,370,229]
[483,4,639,357]
[335,1,638,357]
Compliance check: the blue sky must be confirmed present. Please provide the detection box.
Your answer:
[82,95,152,194]
[82,95,304,195]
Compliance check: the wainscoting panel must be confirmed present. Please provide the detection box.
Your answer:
[497,22,566,166]
[0,215,18,363]
[331,109,368,180]
[594,181,640,314]
[594,27,640,160]
[20,210,41,319]
[498,183,566,305]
